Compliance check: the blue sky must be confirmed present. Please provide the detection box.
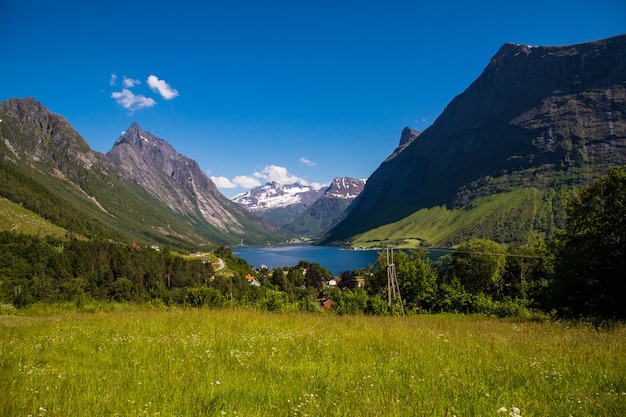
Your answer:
[1,1,624,197]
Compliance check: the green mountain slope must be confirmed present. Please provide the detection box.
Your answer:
[351,187,565,248]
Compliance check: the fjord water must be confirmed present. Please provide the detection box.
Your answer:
[235,245,379,275]
[234,245,451,275]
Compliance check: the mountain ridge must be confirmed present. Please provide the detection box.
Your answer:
[2,35,624,249]
[321,34,626,246]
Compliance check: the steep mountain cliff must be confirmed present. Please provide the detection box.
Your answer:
[285,177,366,237]
[322,34,626,246]
[106,123,280,242]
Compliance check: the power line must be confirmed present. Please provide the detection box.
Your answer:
[427,248,556,260]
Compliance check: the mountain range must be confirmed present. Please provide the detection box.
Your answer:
[1,34,625,250]
[0,98,280,249]
[231,178,365,238]
[232,182,326,226]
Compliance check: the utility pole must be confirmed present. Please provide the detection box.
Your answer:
[386,246,404,316]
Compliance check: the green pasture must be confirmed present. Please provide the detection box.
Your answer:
[351,188,556,248]
[1,307,624,416]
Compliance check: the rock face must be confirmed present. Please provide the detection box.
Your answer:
[323,34,626,245]
[0,97,100,171]
[106,123,281,237]
[285,177,366,238]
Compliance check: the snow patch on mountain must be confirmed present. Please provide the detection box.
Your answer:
[324,178,366,199]
[232,182,325,211]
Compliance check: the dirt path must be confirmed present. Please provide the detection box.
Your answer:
[213,258,224,271]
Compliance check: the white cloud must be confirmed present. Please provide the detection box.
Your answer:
[233,175,262,188]
[300,157,315,167]
[109,73,118,86]
[212,165,312,192]
[123,77,141,88]
[147,75,179,100]
[111,89,156,112]
[210,176,237,188]
[255,165,308,185]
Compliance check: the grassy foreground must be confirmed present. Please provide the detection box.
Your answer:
[1,307,625,416]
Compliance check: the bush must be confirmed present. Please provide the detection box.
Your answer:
[493,298,531,318]
[260,290,289,312]
[334,288,368,315]
[184,287,226,308]
[0,302,17,315]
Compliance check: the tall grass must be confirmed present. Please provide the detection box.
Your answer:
[1,307,624,416]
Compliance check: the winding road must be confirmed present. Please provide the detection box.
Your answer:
[213,258,225,272]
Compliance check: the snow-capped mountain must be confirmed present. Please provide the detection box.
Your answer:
[232,182,325,226]
[323,177,366,199]
[233,178,366,236]
[232,182,325,211]
[285,178,366,238]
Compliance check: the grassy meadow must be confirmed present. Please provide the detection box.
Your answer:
[351,188,555,248]
[1,306,625,416]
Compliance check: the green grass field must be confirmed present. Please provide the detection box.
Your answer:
[1,307,624,416]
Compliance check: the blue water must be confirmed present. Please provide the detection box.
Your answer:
[234,245,452,275]
[234,245,379,275]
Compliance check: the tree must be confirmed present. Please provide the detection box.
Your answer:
[553,166,626,319]
[448,239,506,299]
[337,270,359,290]
[304,267,323,290]
[502,243,552,309]
[269,268,287,290]
[395,250,437,310]
[334,287,368,315]
[365,249,437,311]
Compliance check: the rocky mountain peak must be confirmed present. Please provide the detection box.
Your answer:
[232,182,327,227]
[283,177,366,238]
[399,127,420,147]
[324,177,366,199]
[488,43,535,66]
[232,182,324,211]
[113,122,164,151]
[105,125,258,234]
